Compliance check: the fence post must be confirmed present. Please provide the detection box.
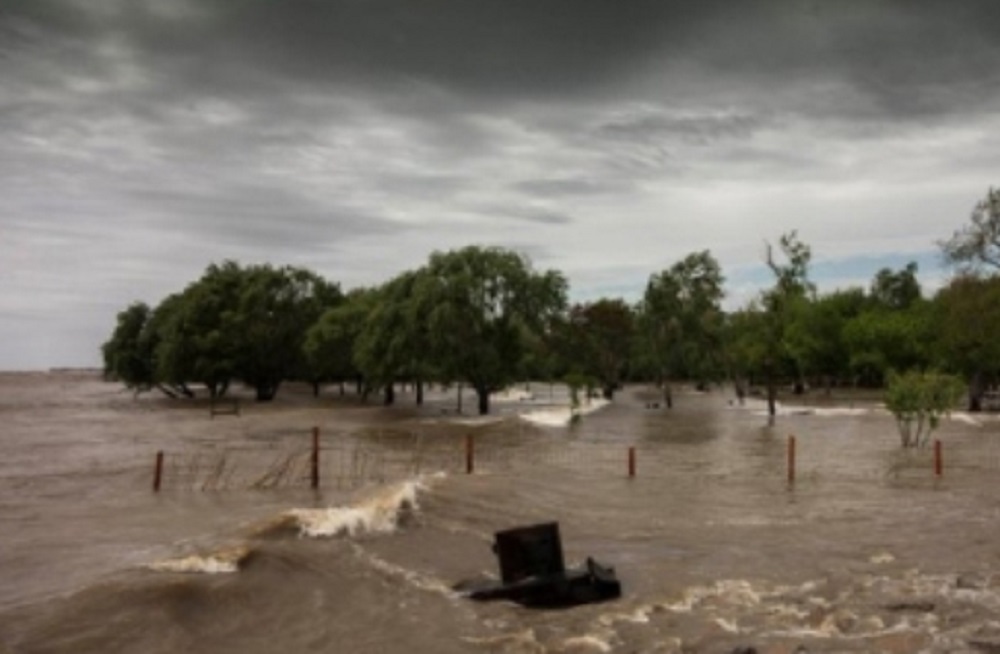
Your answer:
[153,450,164,492]
[311,426,320,489]
[465,434,474,474]
[934,439,943,477]
[628,446,636,478]
[787,435,796,485]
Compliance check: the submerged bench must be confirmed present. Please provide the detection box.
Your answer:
[455,522,621,608]
[209,398,241,419]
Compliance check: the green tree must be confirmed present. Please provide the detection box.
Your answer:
[842,304,932,387]
[416,246,567,415]
[785,287,867,392]
[638,250,725,407]
[761,232,813,416]
[561,298,634,399]
[229,265,341,401]
[354,270,436,406]
[940,187,1000,272]
[870,262,922,310]
[101,302,154,395]
[885,370,964,448]
[304,288,375,396]
[932,274,1000,411]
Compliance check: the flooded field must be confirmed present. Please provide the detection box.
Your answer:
[2,371,1000,653]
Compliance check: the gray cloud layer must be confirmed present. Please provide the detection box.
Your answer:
[2,0,1000,368]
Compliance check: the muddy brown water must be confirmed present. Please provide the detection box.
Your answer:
[2,371,1000,653]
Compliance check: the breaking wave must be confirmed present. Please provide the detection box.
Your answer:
[281,477,434,539]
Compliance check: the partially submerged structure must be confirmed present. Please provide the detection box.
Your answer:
[456,522,621,608]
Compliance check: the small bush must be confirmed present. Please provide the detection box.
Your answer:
[885,371,964,448]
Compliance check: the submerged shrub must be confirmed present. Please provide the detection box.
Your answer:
[885,370,964,448]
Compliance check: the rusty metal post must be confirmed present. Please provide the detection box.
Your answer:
[465,434,474,474]
[787,435,796,485]
[311,426,320,489]
[153,450,164,492]
[628,446,636,478]
[934,439,943,477]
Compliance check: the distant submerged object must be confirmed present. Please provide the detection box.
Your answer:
[455,522,621,608]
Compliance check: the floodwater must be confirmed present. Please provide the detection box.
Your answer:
[2,371,1000,653]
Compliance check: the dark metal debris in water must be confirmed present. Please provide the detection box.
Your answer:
[455,522,621,608]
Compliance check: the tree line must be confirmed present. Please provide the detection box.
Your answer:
[103,188,1000,415]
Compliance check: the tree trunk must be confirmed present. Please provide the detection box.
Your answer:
[416,379,424,406]
[663,382,673,409]
[457,382,463,414]
[312,381,320,398]
[602,385,614,400]
[968,371,984,412]
[383,382,395,406]
[339,381,345,396]
[476,385,490,415]
[255,382,278,402]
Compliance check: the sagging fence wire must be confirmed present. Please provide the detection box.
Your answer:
[150,427,1000,492]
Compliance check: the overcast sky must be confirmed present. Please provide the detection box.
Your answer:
[3,0,1000,370]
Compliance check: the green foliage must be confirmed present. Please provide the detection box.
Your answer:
[784,287,867,389]
[638,250,725,392]
[931,274,1000,409]
[101,302,154,393]
[106,261,340,402]
[870,262,921,311]
[842,303,932,386]
[304,288,375,388]
[884,370,964,448]
[940,187,1000,273]
[353,271,436,404]
[759,231,813,412]
[558,298,634,399]
[414,246,567,414]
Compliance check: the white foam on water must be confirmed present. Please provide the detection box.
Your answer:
[950,412,983,427]
[714,617,740,633]
[350,543,455,597]
[148,545,250,574]
[870,551,896,564]
[463,628,545,652]
[559,634,613,652]
[287,478,428,538]
[598,606,652,626]
[519,398,610,427]
[811,407,871,417]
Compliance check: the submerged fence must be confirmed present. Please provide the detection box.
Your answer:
[149,427,997,492]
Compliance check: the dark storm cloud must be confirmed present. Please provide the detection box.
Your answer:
[513,178,633,199]
[129,184,406,252]
[3,0,1000,369]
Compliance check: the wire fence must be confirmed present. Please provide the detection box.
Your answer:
[148,427,1000,492]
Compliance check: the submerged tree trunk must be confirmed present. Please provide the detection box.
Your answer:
[416,379,424,406]
[602,385,615,400]
[968,371,984,412]
[456,382,463,414]
[383,382,395,406]
[255,381,280,402]
[476,384,490,415]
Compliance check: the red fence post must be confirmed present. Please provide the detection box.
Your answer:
[787,435,796,485]
[934,439,943,477]
[465,434,474,474]
[311,426,320,489]
[153,450,164,492]
[628,446,636,478]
